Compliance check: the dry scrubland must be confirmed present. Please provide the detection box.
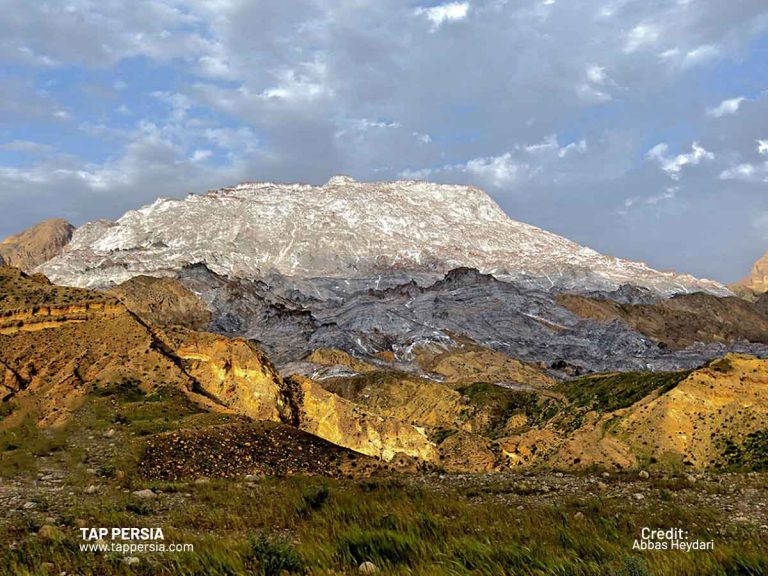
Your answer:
[0,382,766,576]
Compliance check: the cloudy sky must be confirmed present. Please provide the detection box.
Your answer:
[1,0,767,282]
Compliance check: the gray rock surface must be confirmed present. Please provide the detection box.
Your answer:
[175,266,768,376]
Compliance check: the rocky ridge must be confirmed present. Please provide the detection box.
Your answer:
[169,265,768,375]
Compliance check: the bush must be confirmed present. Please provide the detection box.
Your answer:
[296,484,330,516]
[248,532,304,576]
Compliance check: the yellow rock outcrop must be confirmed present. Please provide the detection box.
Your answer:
[288,375,438,463]
[168,329,288,423]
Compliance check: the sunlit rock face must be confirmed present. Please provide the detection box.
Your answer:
[39,177,728,296]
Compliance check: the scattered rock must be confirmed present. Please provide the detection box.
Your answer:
[359,561,378,574]
[84,485,99,494]
[123,556,141,565]
[633,493,645,501]
[638,470,650,480]
[22,501,36,510]
[104,428,115,438]
[132,489,157,500]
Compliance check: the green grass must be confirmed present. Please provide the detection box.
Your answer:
[0,473,766,575]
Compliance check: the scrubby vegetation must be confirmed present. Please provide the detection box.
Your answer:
[457,382,560,437]
[720,430,768,471]
[555,371,691,413]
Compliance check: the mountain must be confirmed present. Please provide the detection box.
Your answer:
[5,264,768,474]
[734,250,768,294]
[0,219,75,272]
[38,177,728,295]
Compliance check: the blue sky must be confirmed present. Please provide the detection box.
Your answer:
[1,0,768,283]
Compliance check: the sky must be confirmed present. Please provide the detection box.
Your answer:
[1,0,768,283]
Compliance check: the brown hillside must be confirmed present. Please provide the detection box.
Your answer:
[109,275,211,329]
[557,292,768,349]
[0,219,74,271]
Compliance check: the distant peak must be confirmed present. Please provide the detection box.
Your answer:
[324,175,357,186]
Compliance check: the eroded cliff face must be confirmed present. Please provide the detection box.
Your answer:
[166,328,289,423]
[0,300,125,335]
[109,276,211,330]
[287,375,438,463]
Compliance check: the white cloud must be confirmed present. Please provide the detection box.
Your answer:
[558,139,588,158]
[660,44,721,70]
[523,135,559,154]
[586,64,608,84]
[576,64,614,103]
[190,149,213,162]
[335,118,401,139]
[647,142,714,179]
[199,55,234,79]
[519,135,587,158]
[683,44,719,67]
[623,24,659,53]
[720,161,768,183]
[415,2,469,30]
[706,96,745,118]
[259,61,333,103]
[758,139,768,156]
[463,153,534,186]
[400,135,587,187]
[619,186,678,215]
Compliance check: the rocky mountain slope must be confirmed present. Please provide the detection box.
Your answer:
[38,177,728,295]
[0,219,74,272]
[156,265,768,376]
[0,266,434,463]
[735,250,768,293]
